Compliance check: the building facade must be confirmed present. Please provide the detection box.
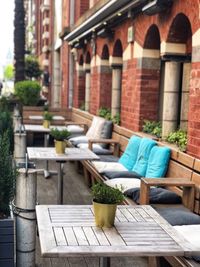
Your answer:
[31,0,200,159]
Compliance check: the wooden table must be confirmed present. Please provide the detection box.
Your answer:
[36,205,196,267]
[27,147,99,204]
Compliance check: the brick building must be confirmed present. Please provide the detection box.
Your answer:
[31,0,200,159]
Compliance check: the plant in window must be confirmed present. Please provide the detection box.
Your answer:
[166,129,187,152]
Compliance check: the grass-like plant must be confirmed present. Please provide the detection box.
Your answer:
[50,128,71,141]
[43,111,53,121]
[91,182,124,204]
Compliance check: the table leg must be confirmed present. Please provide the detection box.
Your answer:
[44,134,57,178]
[57,161,65,204]
[99,257,110,267]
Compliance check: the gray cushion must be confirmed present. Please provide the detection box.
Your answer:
[92,148,113,155]
[155,207,200,226]
[124,187,182,205]
[71,139,88,147]
[95,155,119,162]
[99,120,113,148]
[103,171,142,180]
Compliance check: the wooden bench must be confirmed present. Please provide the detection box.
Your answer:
[71,108,200,267]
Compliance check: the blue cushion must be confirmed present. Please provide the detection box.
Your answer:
[132,138,157,176]
[145,146,171,178]
[118,136,141,171]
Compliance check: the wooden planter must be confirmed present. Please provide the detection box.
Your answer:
[0,214,15,267]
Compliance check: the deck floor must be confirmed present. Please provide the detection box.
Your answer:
[35,159,148,267]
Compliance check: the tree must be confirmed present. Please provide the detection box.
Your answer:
[25,56,42,80]
[4,64,14,81]
[14,0,25,82]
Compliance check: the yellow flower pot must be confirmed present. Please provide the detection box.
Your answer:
[55,140,66,154]
[43,120,50,128]
[93,201,117,228]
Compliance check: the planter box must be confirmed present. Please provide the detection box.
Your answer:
[0,216,15,267]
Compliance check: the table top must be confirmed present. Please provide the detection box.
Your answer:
[29,115,65,121]
[24,124,67,133]
[36,205,196,258]
[27,147,99,161]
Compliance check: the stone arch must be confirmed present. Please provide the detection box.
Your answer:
[113,39,123,57]
[144,24,160,49]
[101,44,109,60]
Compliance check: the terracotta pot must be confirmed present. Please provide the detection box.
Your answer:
[93,201,117,228]
[55,140,66,154]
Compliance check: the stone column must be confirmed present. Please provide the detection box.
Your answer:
[162,61,181,137]
[84,65,91,112]
[52,50,61,108]
[180,62,191,130]
[111,67,122,117]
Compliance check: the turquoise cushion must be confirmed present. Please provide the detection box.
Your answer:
[145,146,171,178]
[118,136,141,171]
[132,138,157,176]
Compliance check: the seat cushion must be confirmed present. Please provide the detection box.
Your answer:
[99,120,113,148]
[96,155,119,162]
[77,143,113,155]
[92,161,127,173]
[66,125,84,134]
[118,136,141,171]
[86,116,105,139]
[104,171,142,180]
[155,207,200,226]
[68,135,88,147]
[174,225,200,250]
[104,178,141,193]
[132,138,157,176]
[145,146,171,178]
[124,187,182,205]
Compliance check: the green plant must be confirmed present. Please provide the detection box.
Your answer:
[50,128,71,141]
[91,182,124,204]
[0,131,17,218]
[25,56,42,79]
[0,111,14,153]
[43,111,53,121]
[112,112,120,125]
[15,80,41,106]
[80,102,85,111]
[166,129,187,151]
[142,120,162,138]
[98,107,112,120]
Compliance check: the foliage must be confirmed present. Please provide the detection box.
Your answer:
[98,107,120,125]
[0,111,14,153]
[91,182,124,204]
[98,107,111,120]
[15,80,41,106]
[80,102,85,111]
[50,128,71,141]
[112,112,120,125]
[0,131,17,218]
[43,111,53,121]
[4,64,14,80]
[25,56,42,79]
[166,129,187,151]
[142,120,162,138]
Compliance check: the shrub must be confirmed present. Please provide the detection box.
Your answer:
[142,120,162,138]
[166,129,187,151]
[91,182,124,204]
[98,107,111,120]
[0,131,17,218]
[112,112,120,125]
[0,111,14,153]
[43,111,53,121]
[25,56,42,79]
[15,80,41,106]
[50,128,71,141]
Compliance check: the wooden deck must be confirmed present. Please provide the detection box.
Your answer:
[35,160,148,267]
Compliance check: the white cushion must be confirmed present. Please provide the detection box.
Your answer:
[174,225,200,249]
[86,116,105,139]
[66,125,84,133]
[77,143,102,149]
[92,161,127,173]
[105,178,141,193]
[69,135,88,142]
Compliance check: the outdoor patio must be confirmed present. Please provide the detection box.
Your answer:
[34,159,148,267]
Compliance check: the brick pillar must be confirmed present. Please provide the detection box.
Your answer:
[162,62,181,137]
[74,63,85,108]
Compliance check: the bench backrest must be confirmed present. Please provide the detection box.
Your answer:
[72,108,200,215]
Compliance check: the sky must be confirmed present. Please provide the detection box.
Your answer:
[0,0,14,77]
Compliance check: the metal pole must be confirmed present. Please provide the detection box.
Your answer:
[15,166,37,267]
[14,132,26,164]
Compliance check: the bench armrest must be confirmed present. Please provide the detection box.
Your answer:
[140,178,195,211]
[88,139,120,157]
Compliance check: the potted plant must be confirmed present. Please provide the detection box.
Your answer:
[50,128,71,154]
[91,182,124,228]
[0,130,17,266]
[43,111,53,128]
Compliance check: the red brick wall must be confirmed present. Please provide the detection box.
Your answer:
[99,67,112,109]
[75,0,89,23]
[73,70,85,108]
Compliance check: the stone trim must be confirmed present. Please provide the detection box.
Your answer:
[133,42,160,59]
[109,56,123,68]
[161,42,186,55]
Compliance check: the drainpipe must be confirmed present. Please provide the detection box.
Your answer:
[68,0,75,108]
